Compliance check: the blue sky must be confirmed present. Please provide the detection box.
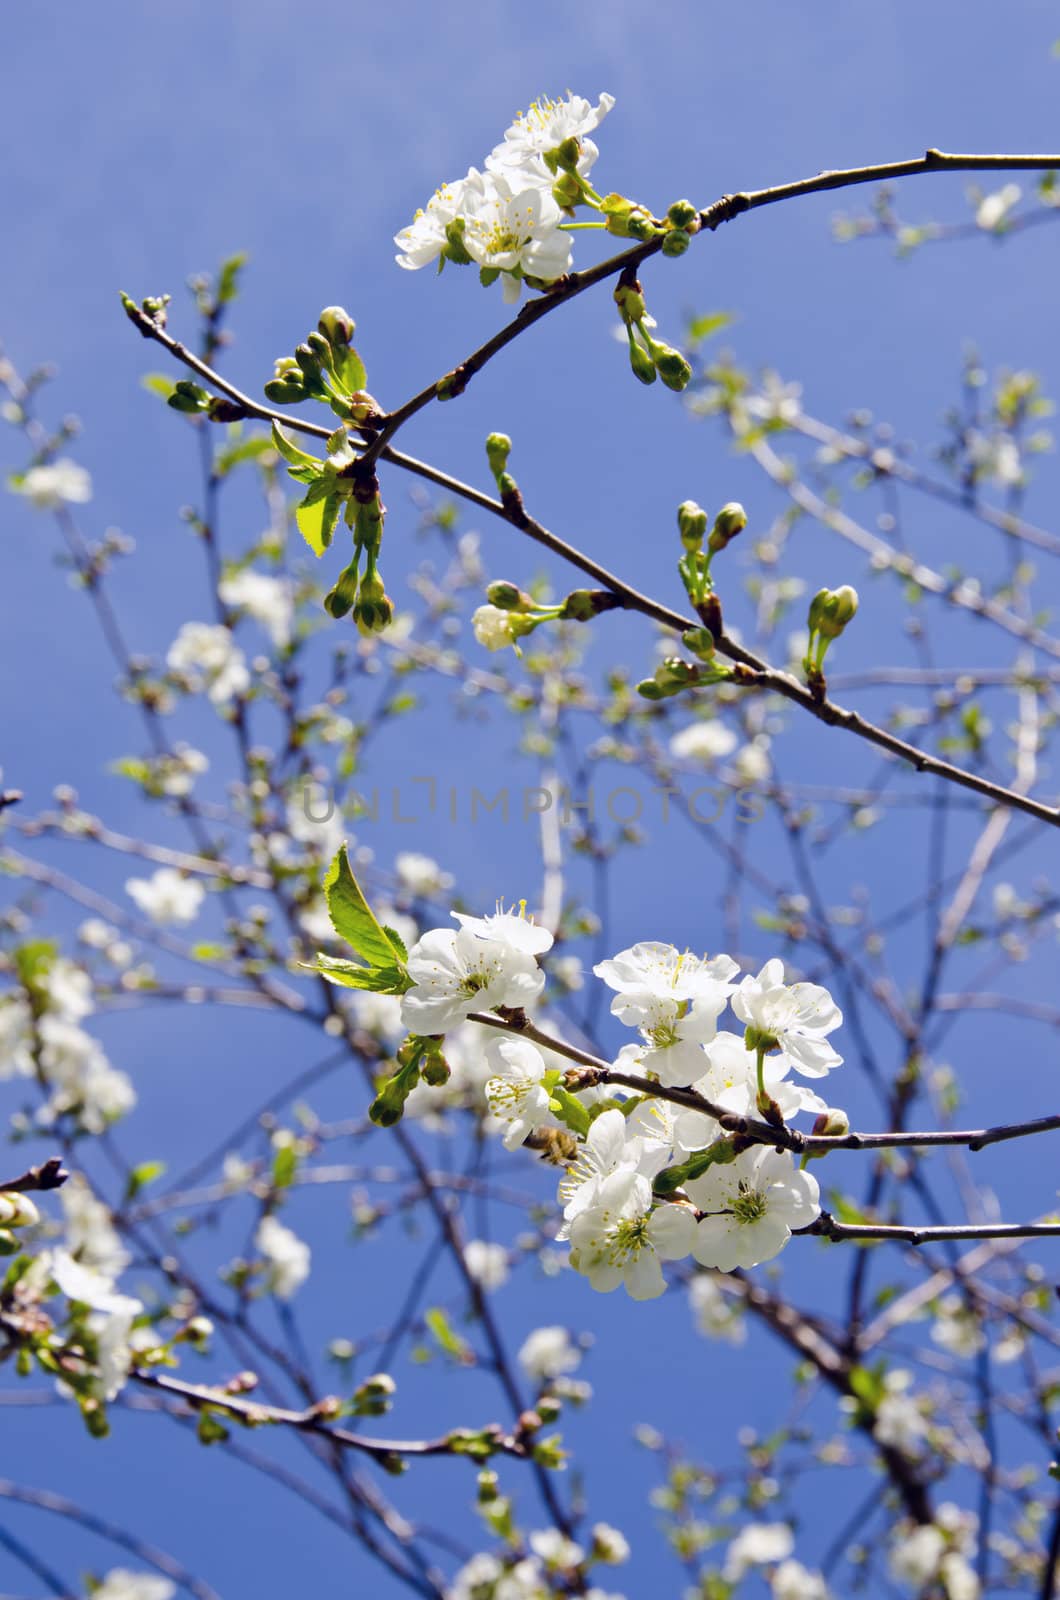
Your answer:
[3,3,1060,1596]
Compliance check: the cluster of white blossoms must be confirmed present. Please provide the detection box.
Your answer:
[125,865,205,926]
[397,911,845,1298]
[451,1523,628,1600]
[0,957,134,1134]
[13,456,93,508]
[395,93,614,302]
[166,621,250,706]
[254,1213,311,1300]
[218,566,293,649]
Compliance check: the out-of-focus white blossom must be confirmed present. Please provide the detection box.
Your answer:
[126,867,205,926]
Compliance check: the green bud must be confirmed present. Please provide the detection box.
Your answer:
[636,678,665,700]
[420,1049,450,1087]
[485,433,512,479]
[353,569,395,634]
[552,173,583,210]
[306,331,333,362]
[477,1469,500,1503]
[613,280,646,325]
[557,136,582,173]
[0,1229,18,1256]
[627,338,657,386]
[681,626,716,661]
[661,228,691,257]
[708,501,747,554]
[167,380,209,415]
[677,500,708,550]
[486,580,526,611]
[318,306,355,346]
[264,377,306,404]
[324,558,361,620]
[626,212,658,241]
[667,199,699,229]
[273,356,300,378]
[560,589,598,622]
[808,584,859,641]
[443,218,474,266]
[652,344,693,392]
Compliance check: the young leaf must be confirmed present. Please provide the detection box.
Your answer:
[271,421,323,470]
[295,489,341,556]
[335,346,367,394]
[312,953,410,994]
[324,846,405,969]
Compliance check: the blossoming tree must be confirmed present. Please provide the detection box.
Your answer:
[5,88,1060,1600]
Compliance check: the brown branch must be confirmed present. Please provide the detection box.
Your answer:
[803,1212,1060,1246]
[0,1157,68,1194]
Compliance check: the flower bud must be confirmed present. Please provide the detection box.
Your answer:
[317,306,355,346]
[477,1469,500,1503]
[443,218,473,266]
[324,558,361,621]
[353,570,395,634]
[486,580,528,611]
[0,1192,39,1228]
[667,199,699,229]
[708,502,747,554]
[552,173,583,210]
[549,135,582,174]
[264,377,306,404]
[613,280,646,326]
[420,1050,450,1087]
[811,1107,851,1139]
[677,500,708,550]
[652,344,693,393]
[681,626,716,661]
[811,583,859,640]
[294,343,323,381]
[627,338,657,386]
[661,228,691,257]
[306,330,334,362]
[167,380,209,414]
[485,433,512,479]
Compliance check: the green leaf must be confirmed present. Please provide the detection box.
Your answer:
[124,1161,166,1202]
[380,925,409,963]
[324,846,405,969]
[311,954,411,994]
[214,434,274,477]
[425,1308,474,1365]
[271,421,322,470]
[335,346,367,393]
[141,373,177,401]
[686,310,734,345]
[217,253,248,305]
[548,1086,591,1137]
[295,489,338,555]
[272,1145,298,1189]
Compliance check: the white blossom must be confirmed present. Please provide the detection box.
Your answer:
[688,1146,820,1271]
[167,621,250,705]
[559,1107,666,1224]
[487,92,615,184]
[255,1215,310,1299]
[285,784,347,863]
[401,927,545,1034]
[731,959,842,1078]
[772,1559,831,1599]
[473,603,522,651]
[61,1174,129,1280]
[453,905,553,957]
[0,996,35,1078]
[16,457,92,507]
[590,1523,630,1565]
[669,720,738,764]
[92,1571,175,1600]
[395,852,453,897]
[975,182,1020,231]
[37,1014,135,1133]
[528,1528,584,1569]
[568,1171,694,1300]
[126,867,205,926]
[484,1036,553,1150]
[688,1273,746,1345]
[889,1524,946,1586]
[724,1523,795,1581]
[594,942,738,1021]
[518,1325,581,1383]
[395,168,487,272]
[42,957,94,1020]
[459,172,572,298]
[464,1239,509,1291]
[218,567,293,647]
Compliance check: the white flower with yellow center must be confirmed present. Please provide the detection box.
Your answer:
[594,942,739,1022]
[687,1146,820,1271]
[401,926,545,1034]
[612,993,725,1089]
[568,1170,695,1300]
[394,168,487,271]
[460,172,572,299]
[487,92,616,184]
[453,902,553,957]
[558,1107,656,1225]
[673,1032,829,1153]
[731,959,842,1078]
[484,1036,552,1150]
